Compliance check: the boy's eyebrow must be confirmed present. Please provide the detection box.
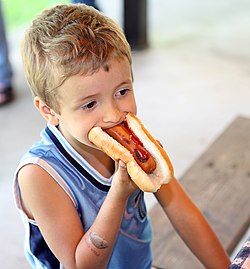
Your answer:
[114,79,132,88]
[88,79,132,95]
[77,93,99,103]
[75,79,133,103]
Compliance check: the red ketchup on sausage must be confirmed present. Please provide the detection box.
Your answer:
[105,119,156,174]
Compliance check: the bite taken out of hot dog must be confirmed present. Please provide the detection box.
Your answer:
[88,112,174,192]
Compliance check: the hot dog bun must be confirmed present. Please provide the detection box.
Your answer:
[88,113,174,192]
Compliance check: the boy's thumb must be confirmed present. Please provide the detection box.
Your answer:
[116,160,128,176]
[115,160,129,179]
[112,160,128,184]
[118,160,126,170]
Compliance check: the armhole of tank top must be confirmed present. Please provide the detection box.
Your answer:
[13,157,78,223]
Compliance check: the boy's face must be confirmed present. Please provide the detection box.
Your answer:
[54,58,137,155]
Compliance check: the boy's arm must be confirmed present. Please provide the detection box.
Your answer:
[18,161,136,269]
[154,178,231,269]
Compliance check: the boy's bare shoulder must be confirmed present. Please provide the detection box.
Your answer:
[18,163,67,196]
[18,164,67,219]
[18,163,78,209]
[18,163,52,189]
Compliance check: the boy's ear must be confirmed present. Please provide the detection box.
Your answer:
[34,96,59,126]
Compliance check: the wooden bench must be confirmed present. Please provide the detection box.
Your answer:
[149,116,250,269]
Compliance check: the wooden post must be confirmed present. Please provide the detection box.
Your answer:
[124,0,148,50]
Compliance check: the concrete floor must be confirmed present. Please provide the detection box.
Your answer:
[1,1,250,268]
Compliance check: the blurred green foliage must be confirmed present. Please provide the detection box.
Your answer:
[2,0,69,30]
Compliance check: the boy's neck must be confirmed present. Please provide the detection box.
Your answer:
[81,147,115,179]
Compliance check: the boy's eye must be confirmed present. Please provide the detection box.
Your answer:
[116,88,129,97]
[82,100,97,110]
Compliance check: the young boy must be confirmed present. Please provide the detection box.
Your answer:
[13,4,230,269]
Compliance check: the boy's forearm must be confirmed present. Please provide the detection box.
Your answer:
[156,180,230,269]
[74,189,128,269]
[175,209,230,269]
[166,196,230,269]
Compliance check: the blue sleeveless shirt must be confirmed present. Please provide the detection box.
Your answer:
[13,124,153,269]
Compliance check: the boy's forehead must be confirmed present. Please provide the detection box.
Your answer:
[60,58,132,91]
[72,57,131,79]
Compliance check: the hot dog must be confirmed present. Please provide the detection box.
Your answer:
[105,121,157,174]
[88,113,174,192]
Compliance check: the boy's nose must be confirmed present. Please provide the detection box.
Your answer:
[102,103,124,124]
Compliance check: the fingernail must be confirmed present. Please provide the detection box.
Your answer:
[119,160,126,168]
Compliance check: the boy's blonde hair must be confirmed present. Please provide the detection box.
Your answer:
[22,4,132,112]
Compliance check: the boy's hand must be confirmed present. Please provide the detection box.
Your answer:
[110,160,138,200]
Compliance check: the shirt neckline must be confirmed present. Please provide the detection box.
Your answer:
[45,124,111,192]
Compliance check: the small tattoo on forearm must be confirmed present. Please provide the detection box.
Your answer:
[89,231,109,249]
[84,237,100,257]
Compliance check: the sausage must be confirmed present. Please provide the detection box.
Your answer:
[105,120,157,174]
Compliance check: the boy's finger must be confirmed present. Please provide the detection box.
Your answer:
[118,160,126,169]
